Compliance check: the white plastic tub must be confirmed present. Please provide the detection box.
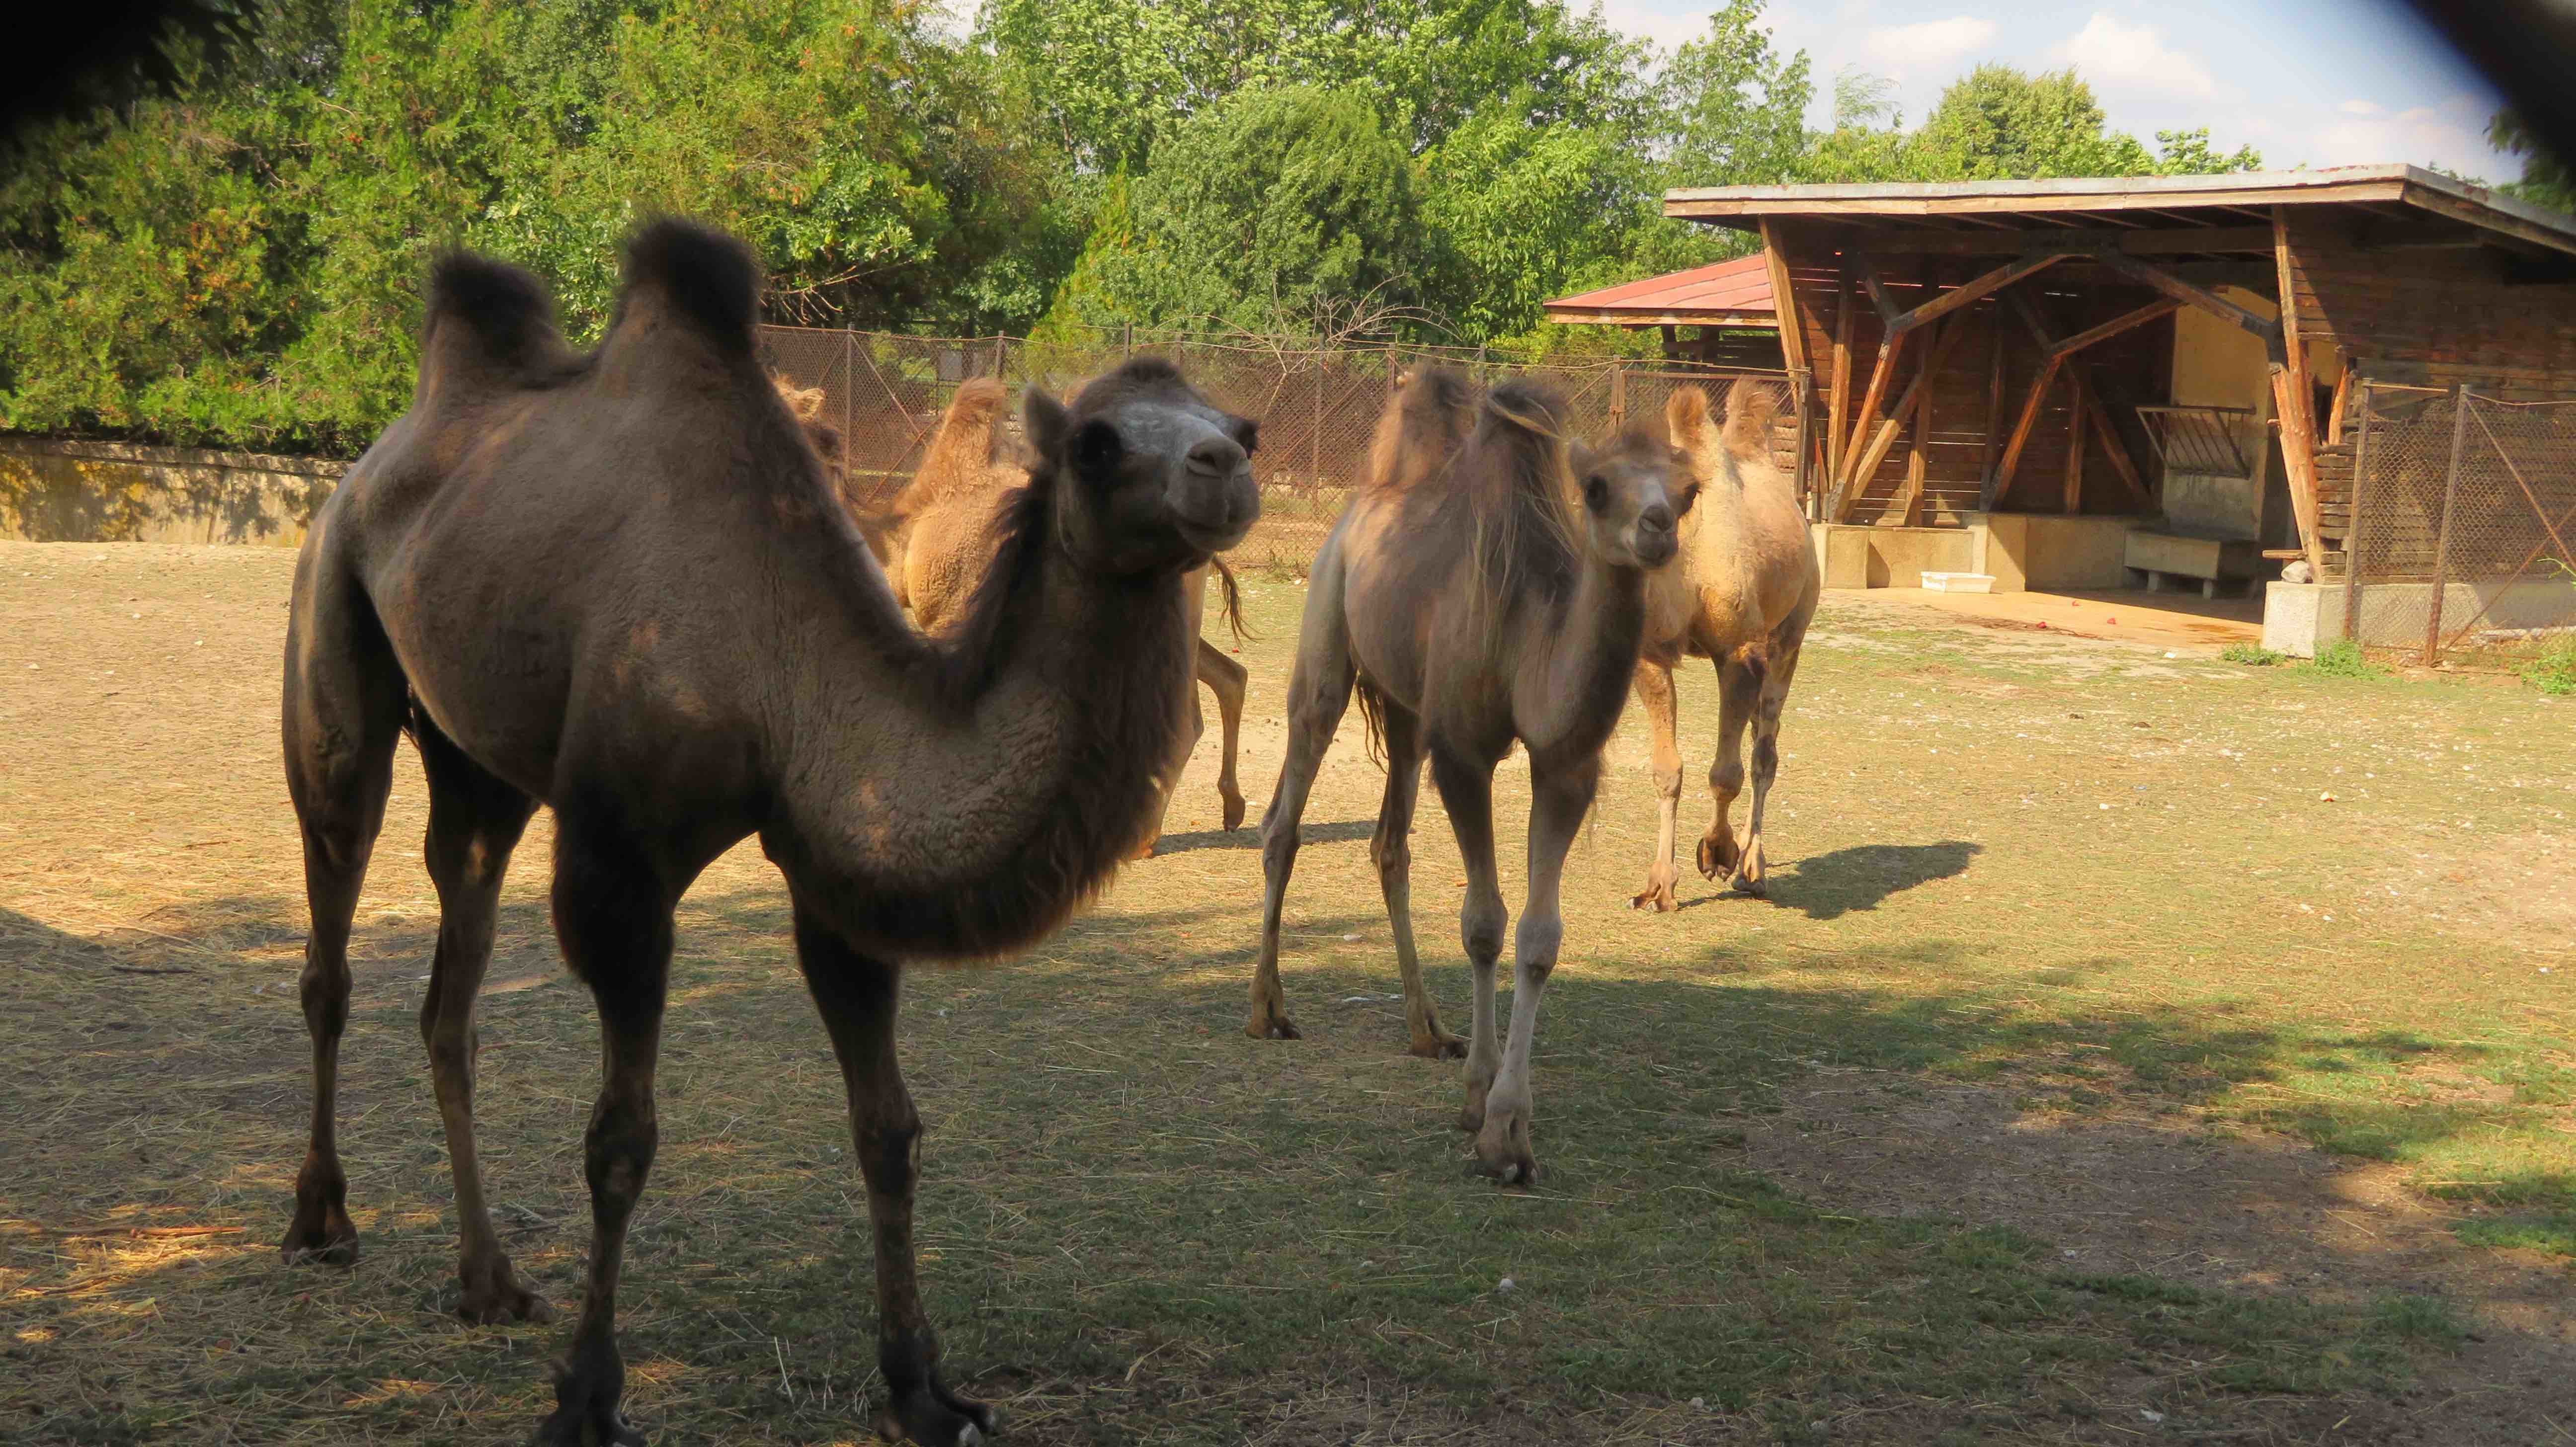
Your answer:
[1921,571,1996,593]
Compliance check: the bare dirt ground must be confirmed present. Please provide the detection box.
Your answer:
[3,542,2574,1446]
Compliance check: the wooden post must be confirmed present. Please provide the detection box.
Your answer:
[1835,331,1909,509]
[1311,355,1324,487]
[1978,313,2006,507]
[1759,220,1809,377]
[2272,206,2328,576]
[1897,319,1938,525]
[842,330,857,497]
[2326,363,2351,446]
[1828,266,1852,481]
[1609,359,1625,430]
[2064,368,2087,515]
[2423,385,2471,665]
[2342,380,2374,645]
[1788,369,1814,512]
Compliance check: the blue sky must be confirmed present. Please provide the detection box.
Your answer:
[1600,0,2516,180]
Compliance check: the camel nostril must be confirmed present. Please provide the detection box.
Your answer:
[1186,438,1243,478]
[1639,504,1674,534]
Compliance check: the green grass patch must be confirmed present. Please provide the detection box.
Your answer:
[2520,637,2576,696]
[2220,641,2288,666]
[2306,638,2387,677]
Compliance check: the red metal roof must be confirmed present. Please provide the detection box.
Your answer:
[1542,251,1776,327]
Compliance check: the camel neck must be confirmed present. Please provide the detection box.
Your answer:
[1518,556,1649,758]
[768,534,1194,961]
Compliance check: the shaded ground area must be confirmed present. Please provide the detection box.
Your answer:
[2,542,2572,1445]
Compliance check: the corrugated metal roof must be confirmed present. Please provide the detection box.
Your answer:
[1541,252,1776,327]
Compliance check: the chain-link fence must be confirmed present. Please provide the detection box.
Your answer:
[2343,382,2576,665]
[756,324,1797,572]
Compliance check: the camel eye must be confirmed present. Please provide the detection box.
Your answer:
[1232,418,1259,456]
[1582,475,1610,513]
[1678,482,1703,515]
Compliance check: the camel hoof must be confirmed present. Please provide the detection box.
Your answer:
[877,1378,997,1447]
[458,1266,555,1326]
[1457,1079,1492,1134]
[1628,883,1677,913]
[1221,795,1246,831]
[1408,1032,1468,1061]
[1696,832,1739,882]
[533,1357,645,1447]
[1473,1108,1537,1186]
[280,1212,359,1267]
[1246,1013,1302,1042]
[1729,872,1767,898]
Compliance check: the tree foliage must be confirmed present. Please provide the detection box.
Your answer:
[2492,110,2576,215]
[0,0,2270,453]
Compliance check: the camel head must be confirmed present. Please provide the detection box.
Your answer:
[1024,357,1261,574]
[1564,423,1690,572]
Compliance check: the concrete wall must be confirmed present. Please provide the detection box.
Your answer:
[1813,524,1975,588]
[1960,512,2133,592]
[2170,288,2338,409]
[0,439,342,546]
[2163,469,2265,541]
[2263,578,2576,656]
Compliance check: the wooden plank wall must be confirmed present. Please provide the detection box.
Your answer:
[1773,222,2173,524]
[2281,214,2576,545]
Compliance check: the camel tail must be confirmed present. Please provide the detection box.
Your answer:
[419,252,568,397]
[1352,675,1392,768]
[613,218,760,356]
[1209,556,1248,642]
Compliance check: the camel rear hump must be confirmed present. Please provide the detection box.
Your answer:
[419,253,578,401]
[603,218,762,359]
[898,377,1018,516]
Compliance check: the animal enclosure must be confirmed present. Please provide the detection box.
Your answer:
[754,325,1795,571]
[5,543,2575,1444]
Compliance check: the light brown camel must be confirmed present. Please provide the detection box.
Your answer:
[1627,382,1821,910]
[773,374,906,572]
[278,221,1257,1447]
[1247,368,1689,1185]
[897,376,1252,846]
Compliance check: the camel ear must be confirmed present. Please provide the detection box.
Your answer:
[1666,387,1715,452]
[1023,388,1070,462]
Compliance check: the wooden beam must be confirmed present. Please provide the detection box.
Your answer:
[1897,318,1939,525]
[1827,267,1852,480]
[2077,369,2152,508]
[1836,318,1974,520]
[1978,314,2006,500]
[1888,251,2065,336]
[1834,330,1909,512]
[1829,225,2275,258]
[2398,179,2576,258]
[1989,358,2064,508]
[2046,297,2184,360]
[1540,308,1777,328]
[1857,251,1899,325]
[2065,369,2087,514]
[2326,363,2351,447]
[1663,175,2412,222]
[1758,220,1810,376]
[2094,250,2279,344]
[2271,207,2327,575]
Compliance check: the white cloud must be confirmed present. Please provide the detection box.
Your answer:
[1862,16,1997,75]
[2056,12,2216,101]
[2338,99,2382,116]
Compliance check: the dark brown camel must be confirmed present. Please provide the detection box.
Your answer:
[898,376,1253,846]
[1246,368,1689,1185]
[278,221,1258,1447]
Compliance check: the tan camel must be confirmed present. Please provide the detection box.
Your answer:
[897,376,1252,845]
[278,221,1258,1446]
[1628,382,1821,909]
[773,375,906,572]
[1247,368,1689,1185]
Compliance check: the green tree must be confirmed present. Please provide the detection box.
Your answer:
[2492,110,2576,214]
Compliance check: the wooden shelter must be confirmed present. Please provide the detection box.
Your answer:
[1662,165,2576,589]
[1541,253,1788,368]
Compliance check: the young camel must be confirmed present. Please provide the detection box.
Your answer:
[1247,368,1689,1185]
[773,375,904,571]
[898,376,1253,846]
[1627,382,1821,909]
[278,221,1258,1447]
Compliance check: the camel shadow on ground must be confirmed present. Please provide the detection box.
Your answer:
[1679,839,1982,919]
[1145,818,1374,855]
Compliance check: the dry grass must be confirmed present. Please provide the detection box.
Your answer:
[3,542,2575,1445]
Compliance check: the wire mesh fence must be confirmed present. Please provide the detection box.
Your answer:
[2344,382,2576,666]
[756,325,1797,573]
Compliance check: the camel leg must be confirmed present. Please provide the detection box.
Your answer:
[1694,653,1759,882]
[795,908,994,1447]
[1370,703,1463,1059]
[279,551,405,1267]
[1472,753,1595,1187]
[1250,541,1356,1042]
[413,720,550,1324]
[1734,619,1811,896]
[1628,658,1684,912]
[1428,749,1507,1135]
[1200,639,1249,831]
[1130,677,1203,859]
[533,831,674,1447]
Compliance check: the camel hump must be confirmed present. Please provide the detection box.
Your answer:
[1481,379,1570,454]
[1722,378,1780,461]
[616,218,760,355]
[899,376,1019,515]
[420,251,568,396]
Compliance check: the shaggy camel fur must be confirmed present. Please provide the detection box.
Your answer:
[898,376,1252,844]
[278,221,1256,1446]
[1628,383,1821,909]
[1248,368,1688,1185]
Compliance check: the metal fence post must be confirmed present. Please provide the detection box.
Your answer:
[1311,355,1324,486]
[2424,384,2471,665]
[2340,379,2372,652]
